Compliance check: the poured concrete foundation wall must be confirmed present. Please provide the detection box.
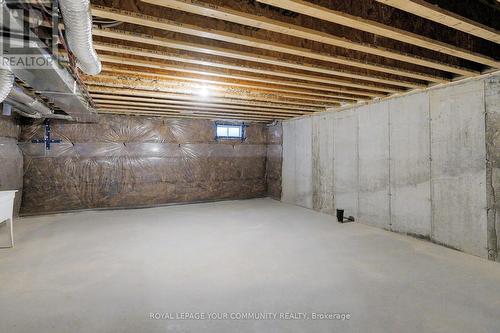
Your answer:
[282,118,313,209]
[19,115,273,215]
[265,122,283,200]
[312,114,335,214]
[332,110,358,221]
[485,77,500,262]
[358,104,390,230]
[282,74,500,260]
[430,80,487,257]
[0,114,23,216]
[389,93,431,238]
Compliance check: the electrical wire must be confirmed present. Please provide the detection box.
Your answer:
[36,0,53,16]
[99,21,124,28]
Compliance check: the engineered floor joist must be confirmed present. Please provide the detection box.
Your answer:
[84,0,499,121]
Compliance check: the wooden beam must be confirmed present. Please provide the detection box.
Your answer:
[94,27,425,88]
[99,54,381,98]
[94,42,402,94]
[93,99,308,115]
[255,0,500,67]
[375,0,500,44]
[102,66,360,103]
[97,108,282,121]
[86,84,326,112]
[91,72,334,107]
[96,104,298,118]
[92,5,475,77]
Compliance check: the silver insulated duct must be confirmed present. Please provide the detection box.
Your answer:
[6,85,73,120]
[59,0,102,75]
[0,61,14,103]
[7,86,53,116]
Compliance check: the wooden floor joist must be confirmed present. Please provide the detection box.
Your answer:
[89,85,326,109]
[94,42,403,94]
[91,94,312,114]
[93,93,333,113]
[127,0,477,76]
[98,109,267,122]
[94,70,341,107]
[96,104,300,118]
[97,106,295,119]
[99,110,275,121]
[94,28,448,85]
[86,85,326,112]
[93,99,308,116]
[91,5,476,77]
[85,75,334,108]
[99,55,382,98]
[255,0,500,68]
[85,75,334,109]
[375,0,500,44]
[101,66,360,103]
[97,108,283,121]
[94,28,426,89]
[84,1,496,121]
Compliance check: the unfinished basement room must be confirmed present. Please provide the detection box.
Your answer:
[0,0,499,332]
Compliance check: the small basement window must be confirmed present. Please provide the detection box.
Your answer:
[215,123,245,140]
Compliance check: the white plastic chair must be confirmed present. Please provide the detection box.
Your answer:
[0,190,17,248]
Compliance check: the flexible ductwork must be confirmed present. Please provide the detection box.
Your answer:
[7,99,43,119]
[8,86,53,116]
[0,61,14,103]
[7,92,73,120]
[59,0,102,75]
[46,113,74,120]
[6,85,74,120]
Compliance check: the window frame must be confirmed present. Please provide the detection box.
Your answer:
[214,122,247,141]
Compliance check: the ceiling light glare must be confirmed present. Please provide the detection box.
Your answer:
[198,85,210,97]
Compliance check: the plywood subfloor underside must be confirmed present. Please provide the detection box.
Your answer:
[1,198,500,333]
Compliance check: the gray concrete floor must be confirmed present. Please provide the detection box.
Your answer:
[1,198,500,333]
